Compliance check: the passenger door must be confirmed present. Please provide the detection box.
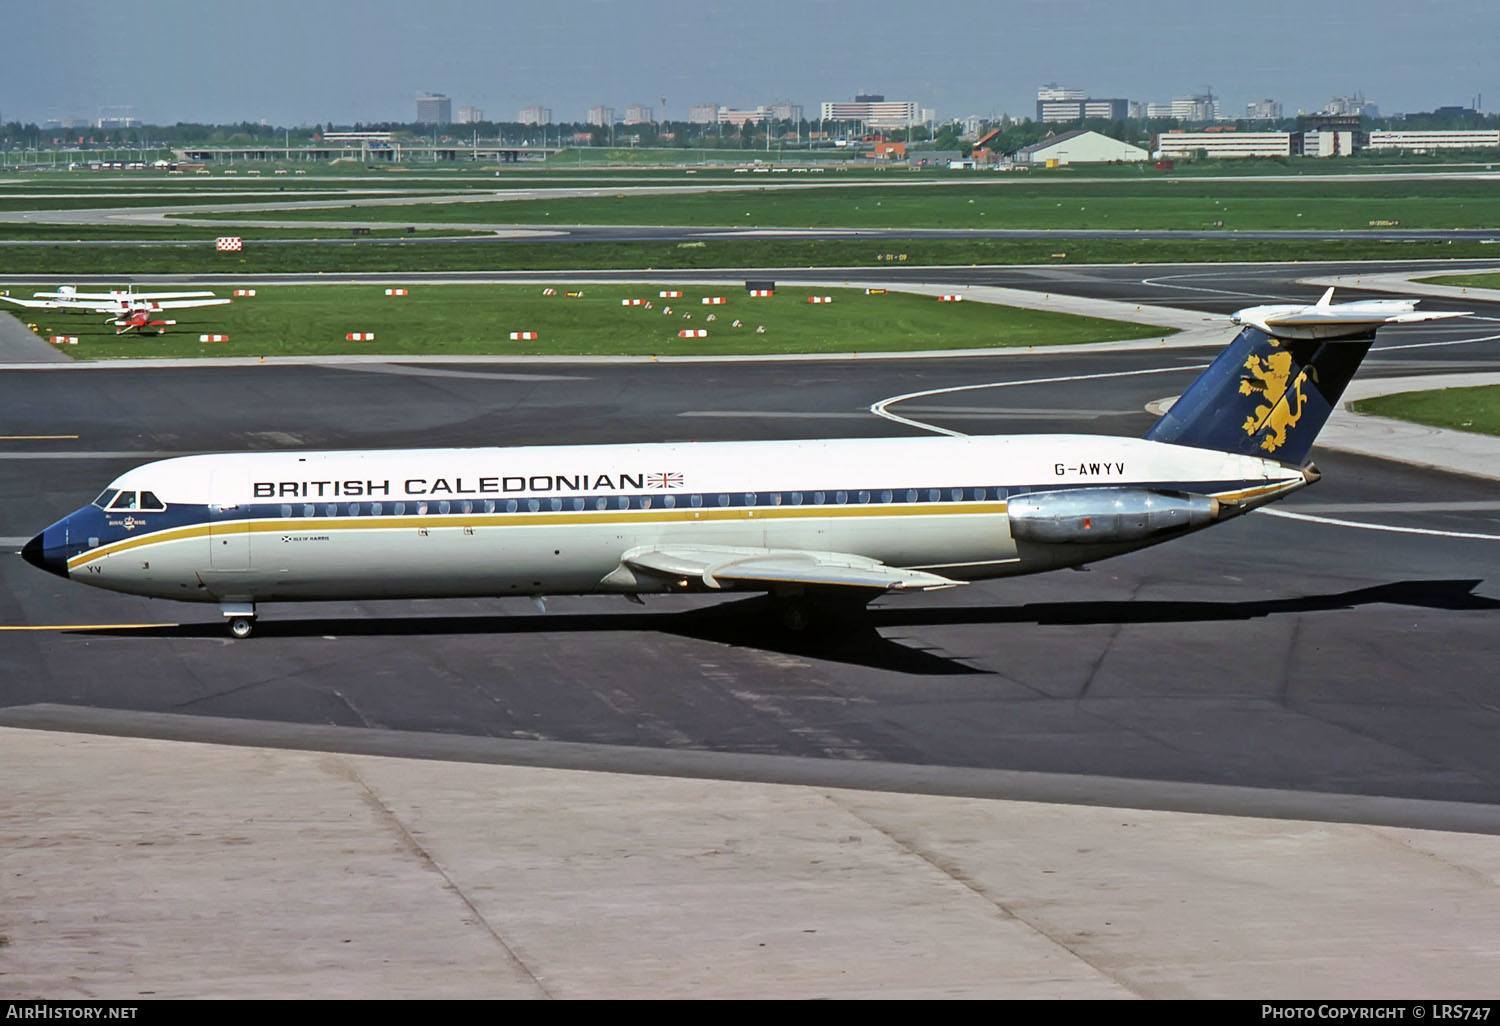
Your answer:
[208,471,251,571]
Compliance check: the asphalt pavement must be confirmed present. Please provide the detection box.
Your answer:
[3,264,1499,999]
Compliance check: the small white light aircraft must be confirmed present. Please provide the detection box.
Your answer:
[19,293,1468,638]
[0,286,231,336]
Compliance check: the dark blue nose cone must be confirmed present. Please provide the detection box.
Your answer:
[20,531,69,578]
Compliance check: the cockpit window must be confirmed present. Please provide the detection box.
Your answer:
[92,489,119,509]
[138,491,166,511]
[107,491,139,511]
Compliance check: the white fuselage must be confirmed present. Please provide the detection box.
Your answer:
[41,434,1307,607]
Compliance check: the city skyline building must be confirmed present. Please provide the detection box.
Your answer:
[415,93,451,125]
[819,97,923,128]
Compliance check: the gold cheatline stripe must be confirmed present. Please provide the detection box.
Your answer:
[1210,480,1304,504]
[67,501,1010,570]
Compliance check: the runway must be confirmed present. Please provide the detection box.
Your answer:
[4,263,1500,997]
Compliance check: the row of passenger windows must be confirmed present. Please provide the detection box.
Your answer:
[263,487,1008,520]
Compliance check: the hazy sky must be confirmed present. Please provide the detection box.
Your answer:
[5,0,1496,126]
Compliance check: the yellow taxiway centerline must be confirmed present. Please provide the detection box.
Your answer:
[0,623,179,631]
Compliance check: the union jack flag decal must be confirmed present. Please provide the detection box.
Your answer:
[646,471,684,489]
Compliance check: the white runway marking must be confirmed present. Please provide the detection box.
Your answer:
[679,411,870,419]
[683,407,1137,420]
[1377,331,1500,353]
[1138,273,1285,302]
[869,364,1204,436]
[1290,501,1500,514]
[1257,507,1500,542]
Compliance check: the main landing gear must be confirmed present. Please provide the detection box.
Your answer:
[220,602,256,639]
[766,589,875,636]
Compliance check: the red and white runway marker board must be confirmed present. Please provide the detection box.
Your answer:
[49,336,78,345]
[701,297,726,305]
[233,289,256,297]
[385,288,408,296]
[748,289,773,297]
[346,332,376,341]
[678,329,708,338]
[215,237,242,251]
[659,290,682,298]
[621,298,645,306]
[199,334,230,343]
[509,331,538,340]
[807,296,832,304]
[542,288,556,296]
[939,294,963,302]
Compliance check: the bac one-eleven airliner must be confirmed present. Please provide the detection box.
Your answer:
[20,290,1465,638]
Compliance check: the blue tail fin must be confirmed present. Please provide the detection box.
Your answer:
[1144,326,1373,465]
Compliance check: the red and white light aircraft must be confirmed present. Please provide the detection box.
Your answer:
[0,285,231,335]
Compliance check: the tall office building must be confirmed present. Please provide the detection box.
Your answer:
[586,106,615,128]
[819,97,921,129]
[1245,99,1283,121]
[765,100,803,123]
[1035,85,1127,123]
[517,106,553,125]
[416,93,451,125]
[1170,94,1221,122]
[624,104,654,125]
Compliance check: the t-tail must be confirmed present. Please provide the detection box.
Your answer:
[1145,289,1469,464]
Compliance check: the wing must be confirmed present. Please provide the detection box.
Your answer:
[617,545,964,592]
[3,295,126,313]
[132,298,232,311]
[39,290,218,301]
[0,295,56,309]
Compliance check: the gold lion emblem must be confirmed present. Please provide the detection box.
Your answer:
[1239,343,1310,453]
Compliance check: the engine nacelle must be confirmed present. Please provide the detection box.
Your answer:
[1008,487,1220,544]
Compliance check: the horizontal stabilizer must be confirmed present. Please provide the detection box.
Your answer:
[1232,288,1469,340]
[622,546,964,592]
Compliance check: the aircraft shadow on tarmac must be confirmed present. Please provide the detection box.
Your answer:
[79,578,1500,676]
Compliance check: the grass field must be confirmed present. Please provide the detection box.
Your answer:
[179,177,1500,231]
[1352,385,1500,436]
[1414,272,1500,290]
[14,284,1165,361]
